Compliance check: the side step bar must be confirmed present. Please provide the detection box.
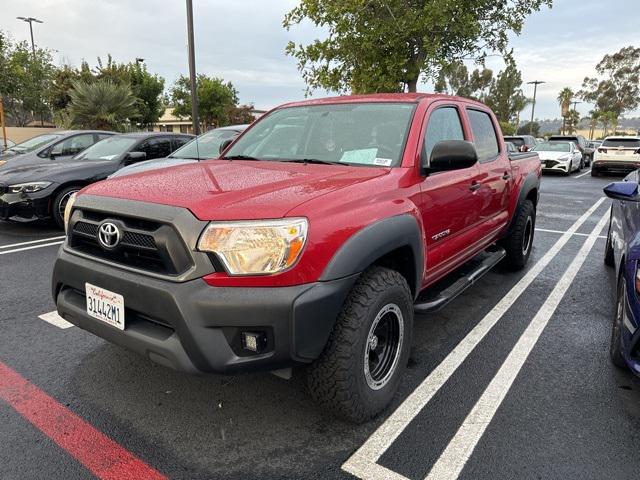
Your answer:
[413,246,506,314]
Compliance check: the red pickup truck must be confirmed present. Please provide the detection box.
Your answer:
[52,94,541,422]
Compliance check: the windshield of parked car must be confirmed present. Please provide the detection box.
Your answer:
[222,102,417,167]
[505,137,525,147]
[73,136,138,161]
[7,134,63,153]
[602,138,640,148]
[532,142,571,152]
[170,128,240,160]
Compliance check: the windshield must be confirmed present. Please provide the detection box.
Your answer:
[171,128,240,159]
[505,138,525,147]
[602,138,640,148]
[532,142,571,152]
[223,102,417,167]
[74,136,138,161]
[9,134,62,153]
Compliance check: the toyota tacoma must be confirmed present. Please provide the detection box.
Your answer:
[52,94,541,422]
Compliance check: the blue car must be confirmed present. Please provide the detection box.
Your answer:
[604,170,640,375]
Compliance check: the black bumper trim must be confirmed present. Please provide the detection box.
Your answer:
[53,248,357,374]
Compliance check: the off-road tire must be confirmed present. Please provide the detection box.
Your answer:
[502,199,535,271]
[610,275,627,369]
[307,266,413,423]
[52,186,81,229]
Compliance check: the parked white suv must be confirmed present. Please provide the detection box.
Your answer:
[592,136,640,176]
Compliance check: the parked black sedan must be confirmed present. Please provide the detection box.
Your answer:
[0,130,115,165]
[0,132,193,228]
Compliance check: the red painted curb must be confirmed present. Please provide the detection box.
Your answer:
[0,361,167,480]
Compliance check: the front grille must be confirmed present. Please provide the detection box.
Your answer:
[69,210,192,276]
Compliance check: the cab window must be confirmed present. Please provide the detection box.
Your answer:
[422,107,465,166]
[467,109,499,163]
[138,137,174,159]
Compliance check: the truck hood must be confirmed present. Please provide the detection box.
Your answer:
[83,160,390,220]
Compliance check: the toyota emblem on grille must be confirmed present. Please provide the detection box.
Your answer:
[98,222,121,249]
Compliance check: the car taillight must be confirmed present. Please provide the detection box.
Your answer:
[598,148,607,153]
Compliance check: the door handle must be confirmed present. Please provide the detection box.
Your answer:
[502,173,511,180]
[469,181,481,192]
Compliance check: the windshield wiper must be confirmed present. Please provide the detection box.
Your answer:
[221,154,260,161]
[279,158,344,166]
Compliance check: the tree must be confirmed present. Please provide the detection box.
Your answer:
[67,79,139,131]
[225,104,255,125]
[581,46,640,119]
[557,87,573,134]
[517,122,540,136]
[564,109,580,134]
[0,30,55,126]
[587,110,600,140]
[434,60,493,101]
[283,0,551,94]
[484,54,528,126]
[170,75,239,129]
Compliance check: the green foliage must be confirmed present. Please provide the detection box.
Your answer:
[170,75,240,128]
[581,46,640,119]
[434,61,493,101]
[517,121,540,136]
[564,109,580,134]
[484,54,528,125]
[283,0,552,94]
[499,120,516,135]
[557,87,574,134]
[67,79,139,131]
[0,30,55,126]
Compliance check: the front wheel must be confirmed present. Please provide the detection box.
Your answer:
[52,186,81,229]
[307,266,413,423]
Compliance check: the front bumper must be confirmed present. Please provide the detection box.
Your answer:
[540,159,571,173]
[52,247,357,374]
[0,190,52,220]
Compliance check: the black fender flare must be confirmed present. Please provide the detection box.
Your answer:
[505,171,540,235]
[320,214,424,297]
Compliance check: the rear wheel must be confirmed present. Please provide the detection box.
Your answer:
[52,186,81,229]
[591,168,599,177]
[610,275,628,369]
[502,199,535,271]
[579,157,584,171]
[307,266,413,423]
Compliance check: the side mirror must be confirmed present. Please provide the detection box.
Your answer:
[425,140,478,174]
[125,151,146,162]
[604,181,640,202]
[219,139,234,154]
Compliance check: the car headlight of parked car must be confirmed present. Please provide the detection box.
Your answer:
[63,193,77,234]
[8,182,52,194]
[198,218,308,275]
[557,155,570,161]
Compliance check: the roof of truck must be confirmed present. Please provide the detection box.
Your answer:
[277,93,488,109]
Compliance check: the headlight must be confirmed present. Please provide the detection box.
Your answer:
[198,218,308,275]
[63,193,76,234]
[558,155,570,161]
[8,182,52,193]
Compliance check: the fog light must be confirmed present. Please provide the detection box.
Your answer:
[242,331,267,353]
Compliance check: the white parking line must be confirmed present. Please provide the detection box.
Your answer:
[0,241,64,255]
[38,311,74,329]
[425,210,609,480]
[0,236,66,249]
[341,197,606,480]
[536,227,606,239]
[574,169,592,178]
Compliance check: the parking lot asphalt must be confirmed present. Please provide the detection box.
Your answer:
[1,169,640,480]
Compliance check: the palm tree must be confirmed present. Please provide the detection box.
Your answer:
[67,79,139,131]
[557,87,574,135]
[588,110,600,140]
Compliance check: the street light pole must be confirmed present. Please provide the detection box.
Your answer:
[17,16,44,126]
[527,80,546,136]
[185,0,200,135]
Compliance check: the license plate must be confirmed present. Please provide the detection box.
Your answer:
[85,283,125,330]
[616,150,626,155]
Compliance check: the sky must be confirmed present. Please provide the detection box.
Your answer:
[1,0,639,120]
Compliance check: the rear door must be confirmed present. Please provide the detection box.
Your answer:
[138,136,174,160]
[465,107,511,242]
[417,103,481,279]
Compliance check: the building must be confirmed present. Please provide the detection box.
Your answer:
[151,107,267,133]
